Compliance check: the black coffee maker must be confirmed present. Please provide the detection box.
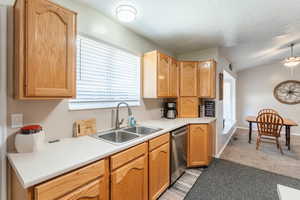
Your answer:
[164,102,177,119]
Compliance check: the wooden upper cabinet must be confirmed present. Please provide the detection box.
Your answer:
[198,60,216,98]
[180,61,198,97]
[143,50,178,98]
[169,58,179,97]
[178,97,198,118]
[187,124,213,167]
[157,53,170,97]
[14,0,77,99]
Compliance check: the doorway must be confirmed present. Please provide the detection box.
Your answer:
[223,70,236,134]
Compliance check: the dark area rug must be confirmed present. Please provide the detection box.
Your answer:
[184,159,300,200]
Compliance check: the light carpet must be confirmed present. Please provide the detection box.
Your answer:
[221,128,300,179]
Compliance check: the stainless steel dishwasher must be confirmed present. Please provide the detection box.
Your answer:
[170,126,187,185]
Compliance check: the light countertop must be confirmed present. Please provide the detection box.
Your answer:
[7,117,216,189]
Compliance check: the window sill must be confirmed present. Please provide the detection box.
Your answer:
[69,101,140,111]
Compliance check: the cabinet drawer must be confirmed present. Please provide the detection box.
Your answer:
[149,133,170,151]
[59,179,102,200]
[35,160,106,200]
[110,142,148,171]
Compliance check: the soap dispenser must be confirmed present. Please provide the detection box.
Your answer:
[128,115,136,127]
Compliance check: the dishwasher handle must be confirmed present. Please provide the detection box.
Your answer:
[172,131,186,138]
[171,127,187,137]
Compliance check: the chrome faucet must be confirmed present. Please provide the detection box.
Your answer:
[115,101,133,129]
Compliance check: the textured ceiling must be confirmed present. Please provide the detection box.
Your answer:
[4,0,300,71]
[74,0,300,71]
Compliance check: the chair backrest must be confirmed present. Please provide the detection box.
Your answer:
[258,109,278,115]
[256,113,284,137]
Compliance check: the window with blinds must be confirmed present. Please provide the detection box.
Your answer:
[69,36,141,110]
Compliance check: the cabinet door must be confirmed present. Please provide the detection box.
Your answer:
[188,124,211,167]
[59,178,107,200]
[157,53,170,97]
[111,156,148,200]
[178,97,198,118]
[180,62,198,97]
[199,60,216,98]
[149,143,170,200]
[169,58,178,97]
[26,0,76,97]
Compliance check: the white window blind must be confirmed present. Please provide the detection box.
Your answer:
[69,36,141,110]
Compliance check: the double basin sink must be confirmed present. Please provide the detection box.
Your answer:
[91,126,162,144]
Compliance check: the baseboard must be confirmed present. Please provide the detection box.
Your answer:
[236,126,249,130]
[236,126,300,136]
[215,126,237,158]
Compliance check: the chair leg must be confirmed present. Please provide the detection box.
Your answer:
[276,138,283,155]
[276,139,280,149]
[256,135,261,150]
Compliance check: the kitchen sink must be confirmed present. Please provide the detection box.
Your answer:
[91,126,162,144]
[94,131,140,143]
[123,126,162,135]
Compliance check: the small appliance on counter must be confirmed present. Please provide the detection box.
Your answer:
[164,102,177,119]
[204,100,215,117]
[15,125,46,153]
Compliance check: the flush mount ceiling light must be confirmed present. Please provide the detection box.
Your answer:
[284,44,300,68]
[116,5,137,23]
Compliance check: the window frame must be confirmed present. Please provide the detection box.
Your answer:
[69,35,141,110]
[222,70,236,134]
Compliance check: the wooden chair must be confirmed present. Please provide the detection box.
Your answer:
[256,112,284,154]
[258,109,278,115]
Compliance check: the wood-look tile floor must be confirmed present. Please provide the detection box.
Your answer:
[221,128,300,179]
[158,168,202,200]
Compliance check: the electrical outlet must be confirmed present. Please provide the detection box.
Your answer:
[11,113,23,128]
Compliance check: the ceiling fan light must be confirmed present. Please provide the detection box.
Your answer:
[116,5,137,22]
[284,57,300,67]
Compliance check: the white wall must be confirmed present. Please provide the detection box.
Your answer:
[237,62,300,134]
[177,48,218,61]
[6,0,172,152]
[0,5,7,200]
[177,48,237,156]
[53,0,173,57]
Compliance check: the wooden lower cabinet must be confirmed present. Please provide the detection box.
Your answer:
[110,143,148,200]
[187,124,214,167]
[12,159,109,200]
[13,128,217,200]
[149,135,170,200]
